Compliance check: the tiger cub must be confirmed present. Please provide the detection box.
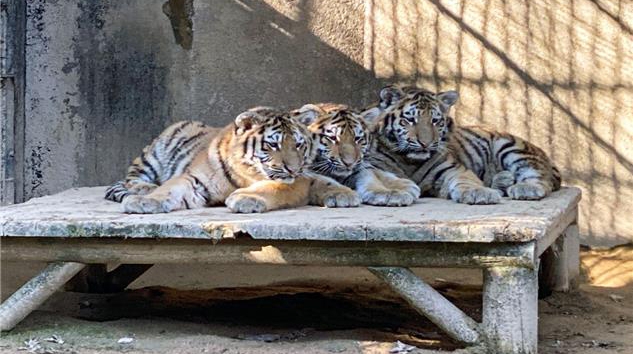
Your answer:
[292,103,420,206]
[105,106,360,213]
[361,85,560,204]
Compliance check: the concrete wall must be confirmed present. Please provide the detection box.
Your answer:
[21,0,378,198]
[10,0,633,246]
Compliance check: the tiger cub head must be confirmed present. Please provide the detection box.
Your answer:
[232,106,315,184]
[362,84,458,162]
[292,103,370,179]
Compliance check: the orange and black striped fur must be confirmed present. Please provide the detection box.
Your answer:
[362,85,561,204]
[293,103,419,206]
[105,107,360,213]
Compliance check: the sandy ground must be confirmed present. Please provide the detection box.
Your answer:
[0,246,632,354]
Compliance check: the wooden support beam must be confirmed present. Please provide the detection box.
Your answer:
[368,267,481,345]
[541,223,580,293]
[0,238,536,269]
[483,266,538,354]
[0,262,85,331]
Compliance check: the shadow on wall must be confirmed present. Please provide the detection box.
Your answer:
[24,0,384,200]
[364,0,633,246]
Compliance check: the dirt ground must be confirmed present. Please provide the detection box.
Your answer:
[0,246,632,354]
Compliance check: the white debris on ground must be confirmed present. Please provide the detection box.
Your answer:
[117,337,134,344]
[17,338,41,353]
[389,340,417,353]
[609,294,624,302]
[43,335,64,345]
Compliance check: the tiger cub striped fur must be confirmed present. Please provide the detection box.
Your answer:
[362,85,560,204]
[293,103,420,206]
[105,106,360,213]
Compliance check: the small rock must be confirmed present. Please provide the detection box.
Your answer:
[609,294,624,302]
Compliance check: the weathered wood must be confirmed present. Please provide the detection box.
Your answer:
[549,224,580,292]
[482,266,538,354]
[1,238,536,268]
[0,262,85,331]
[368,267,481,345]
[536,206,579,256]
[0,186,581,243]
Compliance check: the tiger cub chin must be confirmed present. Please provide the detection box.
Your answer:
[361,85,560,205]
[105,106,360,214]
[291,103,420,206]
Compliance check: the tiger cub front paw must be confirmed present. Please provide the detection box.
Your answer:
[122,195,169,214]
[453,186,501,205]
[507,181,548,200]
[322,187,361,208]
[225,193,268,213]
[490,171,515,194]
[361,189,415,207]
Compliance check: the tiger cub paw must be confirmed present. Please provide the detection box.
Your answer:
[361,189,415,206]
[122,195,169,214]
[225,193,268,213]
[507,182,548,200]
[387,178,421,200]
[490,171,515,193]
[454,186,502,205]
[322,187,361,208]
[128,182,159,196]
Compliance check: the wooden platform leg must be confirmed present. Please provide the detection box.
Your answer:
[483,266,538,354]
[539,223,580,295]
[369,267,481,346]
[0,262,85,331]
[65,264,153,293]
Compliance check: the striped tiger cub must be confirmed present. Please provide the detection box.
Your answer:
[362,85,561,204]
[105,106,360,213]
[292,103,420,206]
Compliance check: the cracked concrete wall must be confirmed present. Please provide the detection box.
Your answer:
[22,0,378,199]
[18,0,633,246]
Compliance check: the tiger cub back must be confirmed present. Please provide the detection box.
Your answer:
[105,121,218,202]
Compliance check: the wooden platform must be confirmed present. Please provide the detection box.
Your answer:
[0,186,582,354]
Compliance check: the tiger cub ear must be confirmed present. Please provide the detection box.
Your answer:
[379,85,405,109]
[361,107,382,122]
[291,104,326,126]
[234,111,266,135]
[437,90,459,111]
